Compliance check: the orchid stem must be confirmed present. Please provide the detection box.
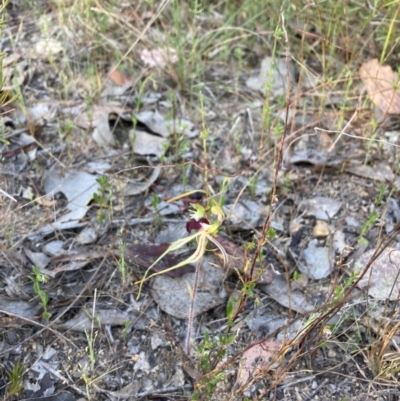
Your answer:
[185,258,202,355]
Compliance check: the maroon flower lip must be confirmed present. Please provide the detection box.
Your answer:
[186,217,210,233]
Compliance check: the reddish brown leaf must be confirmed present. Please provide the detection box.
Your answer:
[109,69,132,86]
[236,339,282,386]
[354,247,400,300]
[125,243,195,278]
[36,197,57,207]
[359,59,400,114]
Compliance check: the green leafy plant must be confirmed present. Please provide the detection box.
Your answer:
[292,270,303,282]
[122,320,131,339]
[358,211,379,244]
[6,362,25,396]
[218,177,232,205]
[374,183,387,206]
[192,296,239,400]
[181,163,190,187]
[93,175,112,223]
[333,270,360,302]
[192,331,235,400]
[151,193,162,213]
[29,266,51,320]
[116,240,127,285]
[248,175,258,198]
[85,329,97,372]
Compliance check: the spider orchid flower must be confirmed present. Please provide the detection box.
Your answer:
[136,200,228,298]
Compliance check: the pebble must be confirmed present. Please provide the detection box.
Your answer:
[327,349,337,358]
[313,220,330,238]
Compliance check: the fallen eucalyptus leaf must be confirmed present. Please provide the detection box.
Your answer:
[354,247,400,300]
[359,59,400,114]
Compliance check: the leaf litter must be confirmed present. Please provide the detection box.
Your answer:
[2,4,400,401]
[359,59,400,115]
[236,339,282,388]
[353,248,400,300]
[140,47,178,69]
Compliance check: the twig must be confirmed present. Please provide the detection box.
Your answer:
[41,360,87,397]
[327,109,358,152]
[303,378,329,401]
[350,390,400,401]
[0,310,77,350]
[136,384,193,398]
[0,187,17,202]
[278,375,316,389]
[248,4,291,287]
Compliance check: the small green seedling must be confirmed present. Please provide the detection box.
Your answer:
[267,227,276,239]
[29,266,51,320]
[122,320,131,339]
[193,330,235,400]
[248,176,258,198]
[374,183,387,206]
[116,240,127,285]
[358,211,379,244]
[93,175,112,223]
[333,270,360,301]
[292,270,302,281]
[151,194,162,214]
[85,329,97,371]
[6,362,25,396]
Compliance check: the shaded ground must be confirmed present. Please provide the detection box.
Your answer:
[1,1,400,400]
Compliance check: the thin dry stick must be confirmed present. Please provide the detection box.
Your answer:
[0,187,16,202]
[0,310,76,349]
[249,8,291,280]
[40,361,87,397]
[328,108,358,152]
[185,258,202,355]
[229,7,292,328]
